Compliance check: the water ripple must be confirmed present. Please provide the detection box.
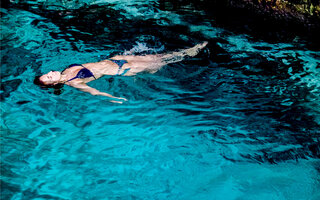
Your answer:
[1,1,320,199]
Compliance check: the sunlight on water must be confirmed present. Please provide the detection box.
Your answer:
[1,1,320,200]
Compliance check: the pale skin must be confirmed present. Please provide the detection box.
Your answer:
[39,42,208,103]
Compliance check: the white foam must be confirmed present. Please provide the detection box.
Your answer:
[123,42,164,55]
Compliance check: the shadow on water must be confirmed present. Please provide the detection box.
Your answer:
[7,1,197,49]
[157,0,320,49]
[173,41,320,163]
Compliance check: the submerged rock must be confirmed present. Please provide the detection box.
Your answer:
[229,0,319,26]
[212,0,320,34]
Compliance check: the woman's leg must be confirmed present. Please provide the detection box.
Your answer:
[111,42,208,75]
[129,41,208,74]
[113,41,207,64]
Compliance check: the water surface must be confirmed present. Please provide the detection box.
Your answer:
[1,1,320,199]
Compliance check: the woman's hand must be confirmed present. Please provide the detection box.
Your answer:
[109,97,127,104]
[110,100,124,104]
[117,97,128,101]
[99,92,127,102]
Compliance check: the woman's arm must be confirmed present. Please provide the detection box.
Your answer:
[71,83,127,103]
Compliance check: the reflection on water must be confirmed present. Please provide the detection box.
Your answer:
[1,0,320,199]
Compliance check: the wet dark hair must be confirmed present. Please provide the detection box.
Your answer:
[34,76,64,95]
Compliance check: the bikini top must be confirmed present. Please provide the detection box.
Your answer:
[63,59,129,82]
[63,64,96,83]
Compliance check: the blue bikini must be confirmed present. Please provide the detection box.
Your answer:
[108,59,130,76]
[63,64,96,82]
[64,59,129,82]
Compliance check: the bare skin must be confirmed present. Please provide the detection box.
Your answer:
[39,42,208,103]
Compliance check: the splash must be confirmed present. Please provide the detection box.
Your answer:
[123,42,165,55]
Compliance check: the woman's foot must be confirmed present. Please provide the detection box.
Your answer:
[184,41,208,57]
[160,41,209,65]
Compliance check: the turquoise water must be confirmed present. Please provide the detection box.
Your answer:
[1,1,320,199]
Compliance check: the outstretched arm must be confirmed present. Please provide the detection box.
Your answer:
[71,83,127,103]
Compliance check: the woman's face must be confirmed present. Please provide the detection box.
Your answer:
[40,71,61,85]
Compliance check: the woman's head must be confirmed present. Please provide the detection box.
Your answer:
[39,71,61,85]
[34,71,64,94]
[35,71,62,86]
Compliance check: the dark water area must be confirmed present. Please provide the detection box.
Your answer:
[1,0,320,199]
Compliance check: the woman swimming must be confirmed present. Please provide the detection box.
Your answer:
[34,42,208,103]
